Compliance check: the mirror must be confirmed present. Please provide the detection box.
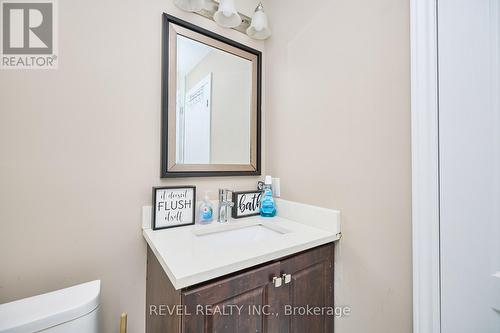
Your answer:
[161,14,261,177]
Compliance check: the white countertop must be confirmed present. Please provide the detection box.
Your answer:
[142,199,341,290]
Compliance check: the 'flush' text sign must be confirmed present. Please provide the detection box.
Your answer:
[152,186,196,230]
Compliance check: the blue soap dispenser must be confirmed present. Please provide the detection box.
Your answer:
[198,191,214,224]
[260,176,276,217]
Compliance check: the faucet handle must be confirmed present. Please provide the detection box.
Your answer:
[219,188,234,201]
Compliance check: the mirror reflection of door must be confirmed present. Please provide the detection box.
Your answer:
[183,74,212,164]
[176,35,213,164]
[175,34,252,165]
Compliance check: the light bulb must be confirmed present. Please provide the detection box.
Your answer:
[247,3,271,40]
[214,0,241,28]
[174,0,205,12]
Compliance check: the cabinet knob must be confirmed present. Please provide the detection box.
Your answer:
[272,276,283,288]
[282,273,292,284]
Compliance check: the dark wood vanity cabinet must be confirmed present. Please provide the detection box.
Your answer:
[146,243,334,333]
[280,244,334,333]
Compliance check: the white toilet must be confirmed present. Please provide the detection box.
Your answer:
[0,280,100,333]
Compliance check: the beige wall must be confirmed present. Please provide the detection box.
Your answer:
[0,1,263,332]
[264,0,412,332]
[0,0,412,332]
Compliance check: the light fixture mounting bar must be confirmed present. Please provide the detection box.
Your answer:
[195,0,251,34]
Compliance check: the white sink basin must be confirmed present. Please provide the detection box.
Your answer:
[192,220,290,244]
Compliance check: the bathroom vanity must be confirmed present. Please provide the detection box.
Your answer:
[148,14,342,332]
[143,199,341,333]
[147,242,334,333]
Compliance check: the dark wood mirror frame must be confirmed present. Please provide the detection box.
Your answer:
[161,14,262,178]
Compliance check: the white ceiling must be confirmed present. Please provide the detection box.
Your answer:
[177,35,212,75]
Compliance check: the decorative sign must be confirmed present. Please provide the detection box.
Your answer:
[232,190,263,219]
[152,186,196,230]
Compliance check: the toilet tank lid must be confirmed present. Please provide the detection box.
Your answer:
[0,280,100,333]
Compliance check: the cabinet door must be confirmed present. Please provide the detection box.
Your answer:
[280,244,334,333]
[182,263,281,333]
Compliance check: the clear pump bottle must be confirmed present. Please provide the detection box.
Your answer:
[198,191,214,224]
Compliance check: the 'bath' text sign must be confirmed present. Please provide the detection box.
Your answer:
[232,190,263,219]
[152,186,196,230]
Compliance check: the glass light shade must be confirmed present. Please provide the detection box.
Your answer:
[213,0,242,28]
[247,3,271,40]
[174,0,205,12]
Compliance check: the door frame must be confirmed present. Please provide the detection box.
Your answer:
[410,0,441,332]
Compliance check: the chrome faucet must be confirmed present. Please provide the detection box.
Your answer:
[217,189,234,223]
